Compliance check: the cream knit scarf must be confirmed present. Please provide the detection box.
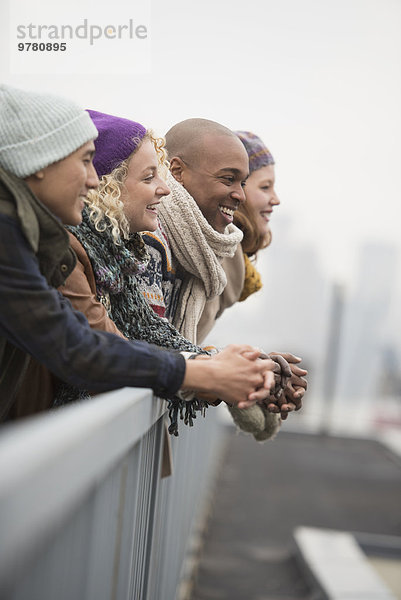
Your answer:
[158,172,243,342]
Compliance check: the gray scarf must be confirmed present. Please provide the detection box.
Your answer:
[158,172,243,343]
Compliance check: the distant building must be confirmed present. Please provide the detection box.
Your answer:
[335,243,399,403]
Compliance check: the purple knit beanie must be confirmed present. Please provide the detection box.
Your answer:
[87,109,147,177]
[235,131,274,174]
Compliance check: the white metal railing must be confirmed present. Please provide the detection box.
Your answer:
[0,388,225,600]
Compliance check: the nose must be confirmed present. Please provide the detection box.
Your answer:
[87,162,99,190]
[271,189,280,206]
[231,182,246,204]
[156,178,170,198]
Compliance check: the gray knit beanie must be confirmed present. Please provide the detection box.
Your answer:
[0,84,98,178]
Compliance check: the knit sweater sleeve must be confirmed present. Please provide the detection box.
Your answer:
[140,222,177,319]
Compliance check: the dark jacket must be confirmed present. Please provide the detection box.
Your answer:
[0,167,185,421]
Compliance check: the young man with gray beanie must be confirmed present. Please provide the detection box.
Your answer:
[0,84,275,422]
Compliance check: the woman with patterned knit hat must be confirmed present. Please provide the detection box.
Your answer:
[234,131,278,300]
[234,131,308,417]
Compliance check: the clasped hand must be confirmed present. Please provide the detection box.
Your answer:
[261,351,308,419]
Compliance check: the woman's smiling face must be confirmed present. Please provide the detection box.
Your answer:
[121,139,170,233]
[243,164,280,237]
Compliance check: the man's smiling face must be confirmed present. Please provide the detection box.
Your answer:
[179,133,249,233]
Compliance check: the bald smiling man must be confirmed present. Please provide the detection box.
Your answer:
[164,119,249,236]
[137,118,249,344]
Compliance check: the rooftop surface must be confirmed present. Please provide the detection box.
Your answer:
[190,430,401,600]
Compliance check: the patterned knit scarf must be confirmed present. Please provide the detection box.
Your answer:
[55,208,209,436]
[158,172,243,342]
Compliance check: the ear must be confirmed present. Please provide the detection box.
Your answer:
[24,170,45,191]
[29,170,45,181]
[169,157,186,184]
[24,169,46,199]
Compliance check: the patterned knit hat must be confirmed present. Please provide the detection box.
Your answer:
[235,131,274,174]
[0,84,98,178]
[87,110,147,177]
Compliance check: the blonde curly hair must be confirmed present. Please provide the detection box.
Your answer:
[86,131,168,244]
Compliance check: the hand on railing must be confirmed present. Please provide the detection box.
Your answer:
[181,344,276,408]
